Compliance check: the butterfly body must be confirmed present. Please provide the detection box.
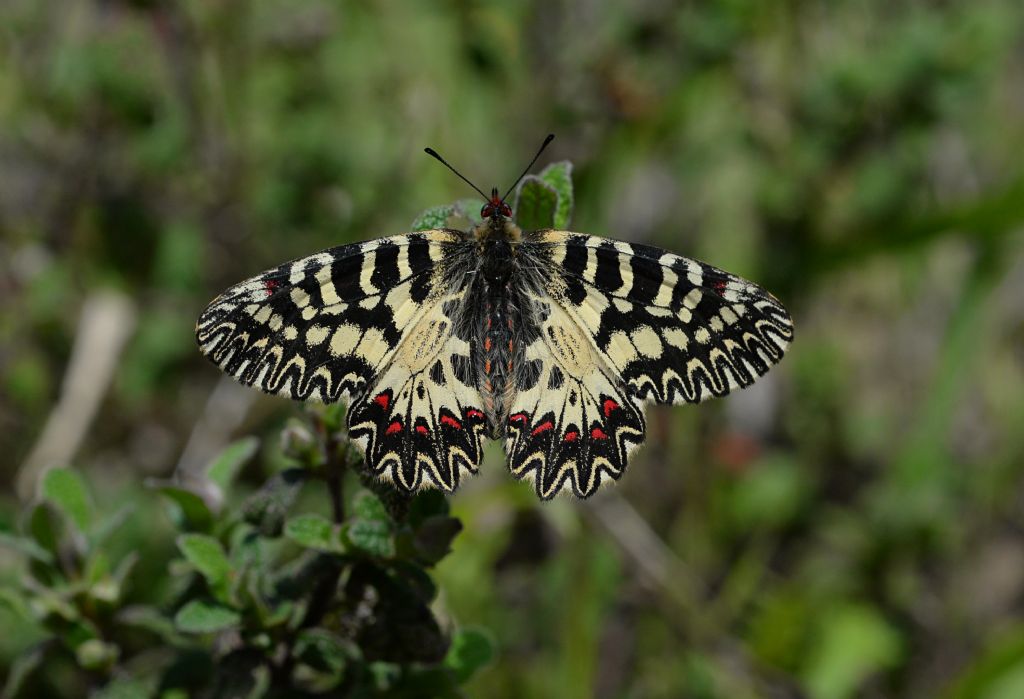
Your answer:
[197,211,793,498]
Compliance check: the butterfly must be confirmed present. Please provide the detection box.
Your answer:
[196,135,793,499]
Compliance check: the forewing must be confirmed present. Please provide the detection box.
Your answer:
[195,230,459,403]
[347,288,488,492]
[532,231,793,404]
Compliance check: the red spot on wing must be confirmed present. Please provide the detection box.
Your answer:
[712,279,727,296]
[373,393,390,410]
[416,425,429,435]
[591,427,609,440]
[263,279,280,296]
[385,421,402,435]
[509,413,528,425]
[531,421,554,436]
[440,414,463,429]
[563,431,579,442]
[466,408,484,420]
[602,398,619,417]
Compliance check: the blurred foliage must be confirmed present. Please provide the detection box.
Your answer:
[0,407,492,697]
[1,0,1024,697]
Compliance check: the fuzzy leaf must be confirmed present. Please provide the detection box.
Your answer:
[352,490,389,523]
[539,161,574,229]
[177,534,232,589]
[174,599,241,634]
[41,468,92,533]
[411,204,455,231]
[455,198,485,225]
[294,629,351,678]
[153,484,214,532]
[206,437,260,492]
[344,520,394,558]
[444,627,496,683]
[514,176,559,231]
[284,514,342,552]
[242,468,307,537]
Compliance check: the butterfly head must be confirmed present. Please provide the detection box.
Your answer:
[481,188,513,220]
[424,133,554,228]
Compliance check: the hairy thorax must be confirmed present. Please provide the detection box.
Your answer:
[469,219,536,437]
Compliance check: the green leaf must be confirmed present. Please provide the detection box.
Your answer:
[407,489,450,527]
[344,520,394,558]
[174,599,241,634]
[41,468,92,533]
[27,503,61,557]
[413,516,462,566]
[0,530,54,565]
[91,676,157,699]
[455,198,485,225]
[117,605,183,644]
[538,161,574,228]
[513,176,559,230]
[294,629,351,677]
[75,638,119,671]
[284,514,342,552]
[206,436,260,492]
[411,204,455,231]
[352,490,389,523]
[152,483,214,532]
[0,588,33,621]
[242,469,307,537]
[444,627,496,683]
[177,534,233,589]
[802,604,903,699]
[90,504,135,548]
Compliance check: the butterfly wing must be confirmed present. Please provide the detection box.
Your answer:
[345,286,489,492]
[504,296,646,499]
[503,230,793,498]
[534,231,793,404]
[196,230,488,490]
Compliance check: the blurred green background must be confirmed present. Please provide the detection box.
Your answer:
[3,0,1024,697]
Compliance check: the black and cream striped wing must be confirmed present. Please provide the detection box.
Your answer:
[196,230,488,491]
[535,231,793,405]
[502,230,793,499]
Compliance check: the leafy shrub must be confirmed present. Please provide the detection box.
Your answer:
[0,169,576,698]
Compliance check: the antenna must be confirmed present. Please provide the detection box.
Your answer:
[501,133,555,202]
[423,147,490,201]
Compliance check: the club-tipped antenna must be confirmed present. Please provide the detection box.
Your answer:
[501,133,555,202]
[423,147,490,201]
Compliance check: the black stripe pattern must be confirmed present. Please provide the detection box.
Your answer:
[196,226,793,499]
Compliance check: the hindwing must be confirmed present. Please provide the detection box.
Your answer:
[346,288,489,491]
[504,296,645,499]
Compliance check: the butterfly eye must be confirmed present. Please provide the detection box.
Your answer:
[481,204,493,219]
[500,203,513,217]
